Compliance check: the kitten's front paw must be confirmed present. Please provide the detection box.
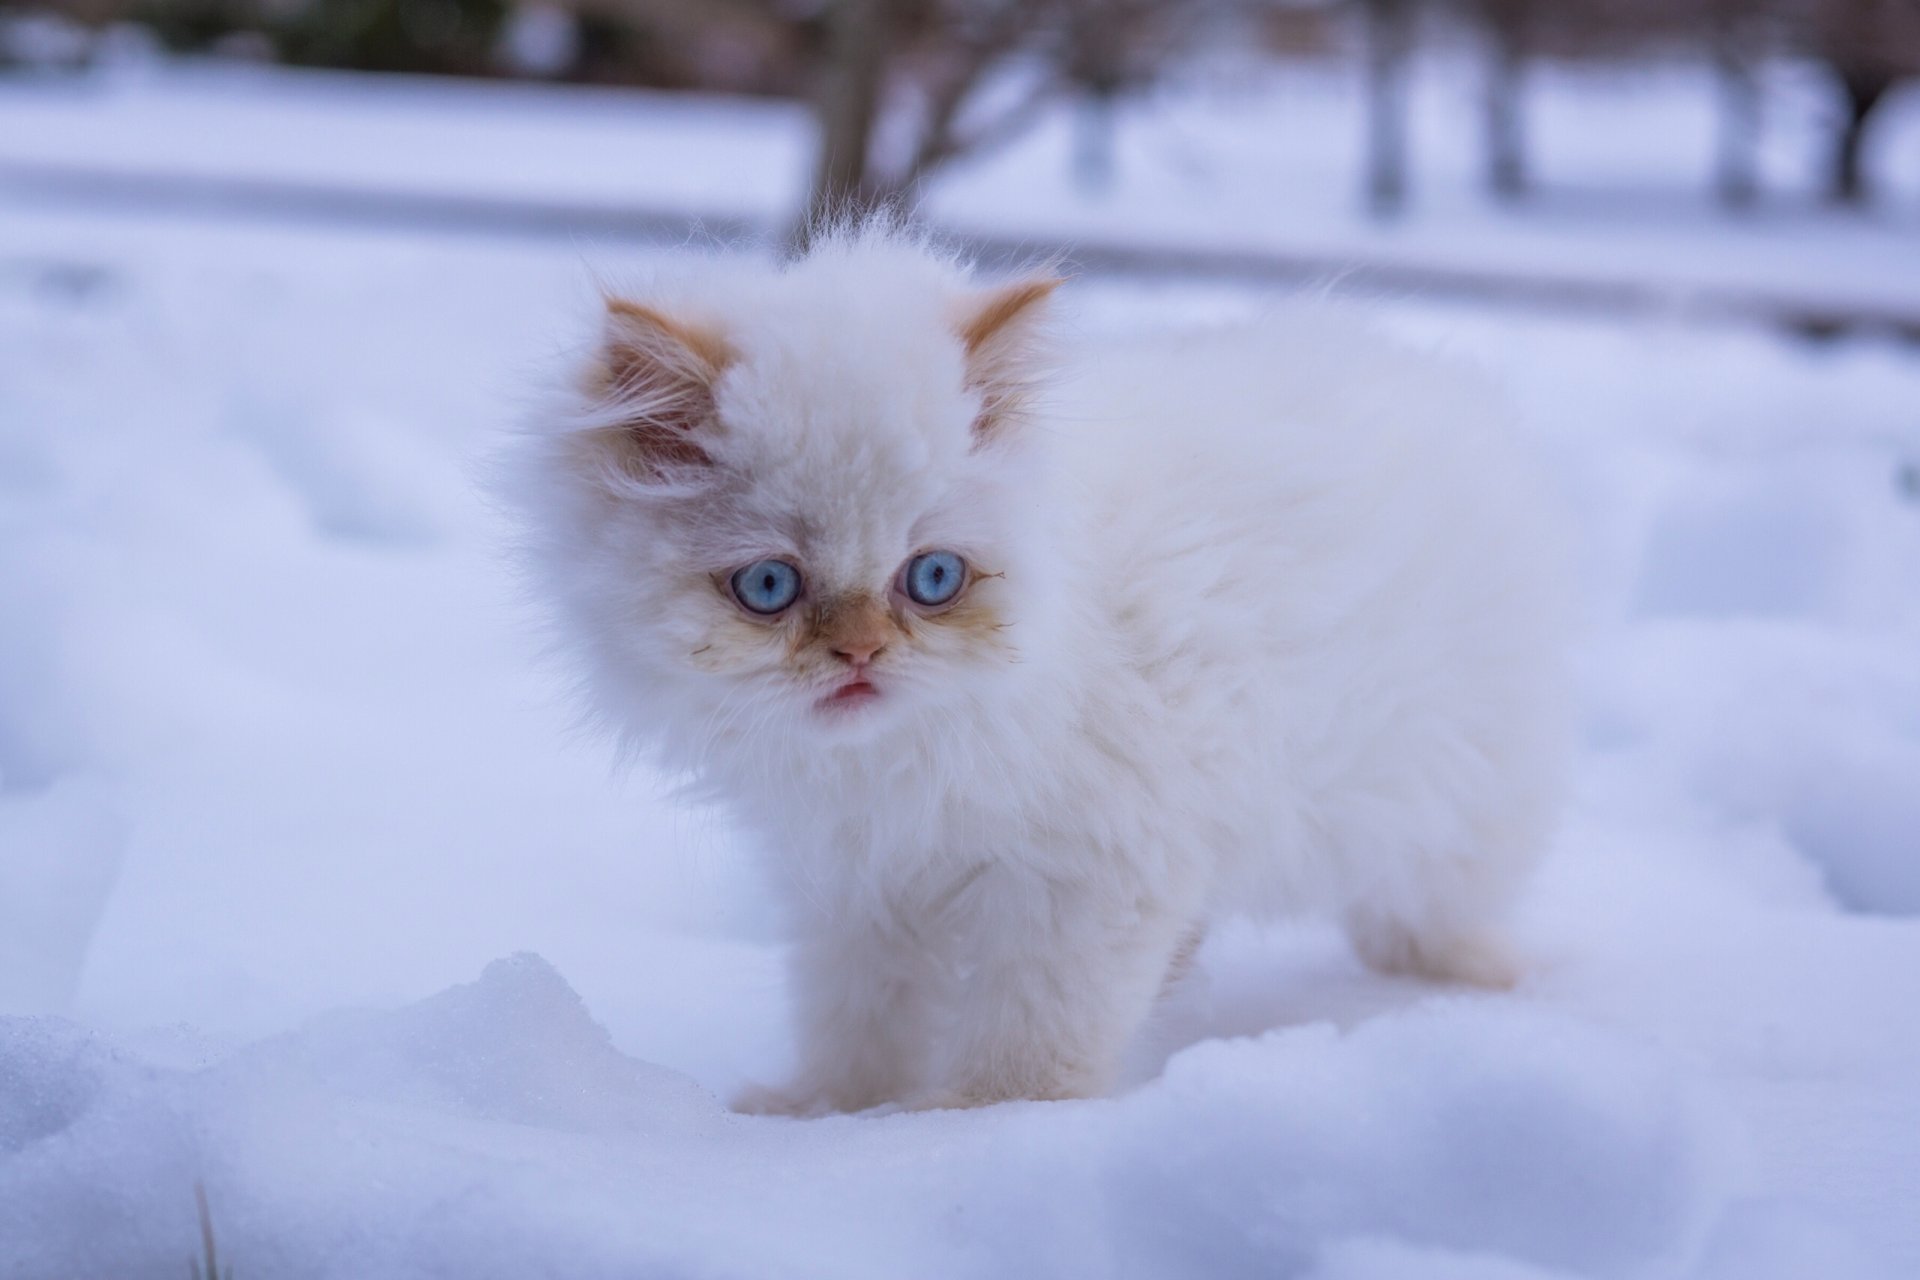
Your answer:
[731,1078,900,1117]
[730,1080,827,1117]
[901,1088,988,1113]
[907,1074,1103,1111]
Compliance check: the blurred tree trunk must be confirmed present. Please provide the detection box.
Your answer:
[1805,0,1920,208]
[1482,0,1527,202]
[1073,85,1120,194]
[1364,0,1414,217]
[798,0,895,247]
[792,0,1184,238]
[1712,2,1762,210]
[1831,66,1892,204]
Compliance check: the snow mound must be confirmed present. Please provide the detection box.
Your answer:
[230,951,717,1135]
[0,958,1753,1278]
[0,1017,157,1156]
[238,401,457,547]
[1595,624,1920,916]
[0,955,725,1278]
[1102,1005,1740,1278]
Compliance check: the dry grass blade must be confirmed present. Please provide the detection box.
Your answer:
[189,1181,233,1280]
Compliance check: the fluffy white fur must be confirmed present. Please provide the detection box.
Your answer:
[508,227,1571,1114]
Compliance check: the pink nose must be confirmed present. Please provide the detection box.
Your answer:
[833,638,886,666]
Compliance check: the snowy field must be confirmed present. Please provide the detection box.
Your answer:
[3,53,1920,1279]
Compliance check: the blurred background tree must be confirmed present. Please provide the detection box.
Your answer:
[4,0,1917,213]
[798,0,1219,242]
[1389,0,1919,211]
[1791,0,1920,203]
[269,0,514,75]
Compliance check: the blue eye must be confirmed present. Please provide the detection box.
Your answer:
[903,550,967,607]
[730,559,802,615]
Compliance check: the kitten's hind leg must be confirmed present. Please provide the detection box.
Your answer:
[1344,856,1525,991]
[1346,910,1520,990]
[1160,924,1208,997]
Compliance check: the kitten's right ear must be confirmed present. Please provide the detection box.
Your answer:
[956,275,1061,444]
[589,297,734,480]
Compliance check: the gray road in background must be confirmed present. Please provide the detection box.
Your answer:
[4,157,1917,344]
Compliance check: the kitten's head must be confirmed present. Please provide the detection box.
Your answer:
[515,234,1065,765]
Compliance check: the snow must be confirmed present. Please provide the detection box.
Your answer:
[3,51,1920,1280]
[0,957,1742,1278]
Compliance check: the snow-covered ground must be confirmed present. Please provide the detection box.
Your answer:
[3,53,1919,1279]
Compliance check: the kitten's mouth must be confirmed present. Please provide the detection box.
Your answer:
[819,678,881,711]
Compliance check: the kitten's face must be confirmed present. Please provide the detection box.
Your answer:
[652,443,1027,745]
[564,262,1059,754]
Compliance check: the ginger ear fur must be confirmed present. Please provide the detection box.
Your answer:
[591,298,736,480]
[956,275,1062,443]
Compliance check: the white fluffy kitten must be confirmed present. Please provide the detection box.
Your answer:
[511,227,1569,1114]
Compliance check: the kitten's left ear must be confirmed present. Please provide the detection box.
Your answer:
[956,275,1062,443]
